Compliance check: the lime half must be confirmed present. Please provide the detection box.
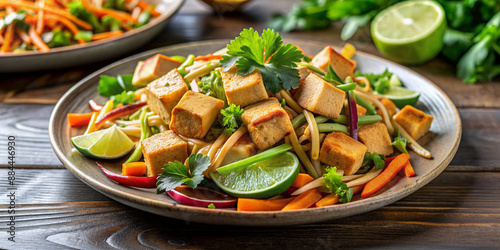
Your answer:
[379,86,420,109]
[210,152,299,199]
[371,0,446,65]
[71,125,135,159]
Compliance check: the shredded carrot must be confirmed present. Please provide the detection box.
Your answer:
[282,188,323,211]
[0,23,14,53]
[0,0,93,30]
[404,161,415,177]
[361,153,410,198]
[137,1,160,17]
[291,173,314,188]
[237,198,294,211]
[194,54,223,61]
[43,14,78,34]
[15,28,31,44]
[29,25,49,52]
[36,0,45,35]
[315,194,339,207]
[122,162,147,176]
[67,112,95,127]
[92,30,123,40]
[81,0,136,23]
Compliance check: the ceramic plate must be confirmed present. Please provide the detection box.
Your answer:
[0,0,184,73]
[49,40,461,226]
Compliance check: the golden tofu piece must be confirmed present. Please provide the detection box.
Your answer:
[221,67,268,107]
[294,73,346,119]
[146,69,188,124]
[393,105,433,140]
[319,132,367,175]
[311,46,354,80]
[358,123,394,156]
[132,54,182,87]
[170,91,224,139]
[376,96,397,121]
[141,130,188,177]
[242,98,294,149]
[357,104,367,116]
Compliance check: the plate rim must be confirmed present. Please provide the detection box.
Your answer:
[49,39,462,225]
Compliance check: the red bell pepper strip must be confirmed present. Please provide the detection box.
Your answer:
[88,100,103,112]
[97,162,156,188]
[361,153,410,198]
[94,102,147,127]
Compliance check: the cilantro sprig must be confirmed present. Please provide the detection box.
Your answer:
[156,154,211,194]
[220,28,304,93]
[220,104,244,136]
[322,166,353,203]
[392,129,409,154]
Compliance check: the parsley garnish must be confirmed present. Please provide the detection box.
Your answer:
[220,28,304,93]
[156,154,211,194]
[97,74,137,97]
[392,129,409,154]
[362,152,386,171]
[322,167,353,203]
[220,104,244,136]
[207,203,216,209]
[199,70,227,106]
[110,91,135,107]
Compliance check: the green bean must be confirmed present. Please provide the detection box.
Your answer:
[332,115,382,125]
[292,114,306,129]
[170,55,187,63]
[355,93,377,115]
[335,82,357,91]
[177,54,195,77]
[125,107,152,163]
[333,115,348,125]
[314,116,330,124]
[298,62,325,76]
[128,108,142,121]
[317,123,349,135]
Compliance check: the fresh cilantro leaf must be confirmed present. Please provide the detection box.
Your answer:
[392,129,409,154]
[322,166,353,203]
[68,0,104,32]
[75,31,93,42]
[101,15,121,31]
[220,28,304,93]
[268,0,330,32]
[220,104,244,136]
[156,154,211,194]
[42,29,72,48]
[374,76,390,94]
[97,74,137,97]
[341,12,375,40]
[208,203,216,209]
[362,152,386,171]
[199,70,228,106]
[110,91,135,107]
[0,11,26,30]
[442,28,474,62]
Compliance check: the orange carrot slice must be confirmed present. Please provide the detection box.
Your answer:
[122,162,147,176]
[92,30,123,41]
[67,112,95,127]
[291,173,314,188]
[282,188,322,211]
[237,198,294,212]
[29,25,49,52]
[404,161,415,177]
[194,54,223,61]
[361,153,410,198]
[315,194,339,207]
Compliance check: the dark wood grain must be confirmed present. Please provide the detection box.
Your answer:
[1,171,499,249]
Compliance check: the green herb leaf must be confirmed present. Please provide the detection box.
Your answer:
[362,152,386,171]
[199,70,228,106]
[68,0,104,32]
[0,11,26,30]
[208,203,216,209]
[42,29,72,48]
[110,91,135,107]
[322,166,353,203]
[97,74,137,97]
[220,104,244,136]
[101,15,121,31]
[156,154,211,193]
[75,30,93,42]
[392,129,409,154]
[220,28,303,93]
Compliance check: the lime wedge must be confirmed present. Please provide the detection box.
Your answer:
[379,86,420,109]
[371,0,446,65]
[71,125,135,159]
[210,152,299,199]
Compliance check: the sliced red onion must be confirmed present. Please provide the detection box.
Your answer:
[167,186,236,208]
[348,90,358,141]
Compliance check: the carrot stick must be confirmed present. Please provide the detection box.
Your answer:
[361,153,410,198]
[404,161,415,177]
[15,28,31,44]
[29,25,49,52]
[194,54,223,61]
[91,30,123,40]
[137,1,161,17]
[122,162,147,176]
[0,23,14,53]
[0,0,92,30]
[315,194,339,207]
[44,14,79,34]
[67,112,95,127]
[81,0,136,23]
[291,173,314,188]
[282,188,322,211]
[237,197,294,212]
[36,0,45,35]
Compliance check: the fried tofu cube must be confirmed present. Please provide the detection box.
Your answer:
[242,98,294,149]
[298,66,310,80]
[311,46,354,80]
[393,105,433,140]
[146,69,188,123]
[221,67,268,107]
[294,73,346,119]
[141,130,188,177]
[357,104,367,116]
[170,91,224,139]
[376,97,397,121]
[132,54,182,87]
[358,123,394,156]
[319,132,367,175]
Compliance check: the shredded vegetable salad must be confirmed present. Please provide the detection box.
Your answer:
[0,0,160,53]
[68,28,435,211]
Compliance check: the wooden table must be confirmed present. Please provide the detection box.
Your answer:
[1,0,500,248]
